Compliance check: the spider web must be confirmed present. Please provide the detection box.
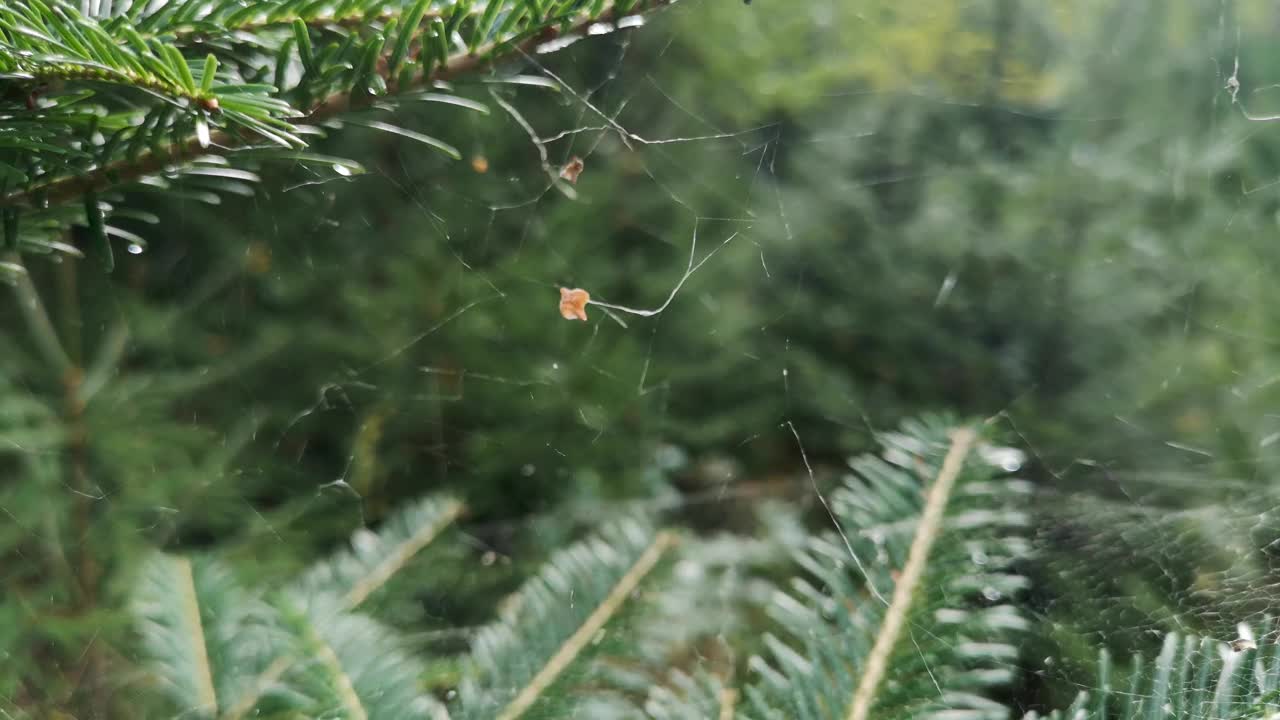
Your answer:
[18,0,1280,717]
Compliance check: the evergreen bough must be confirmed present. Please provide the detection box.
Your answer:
[0,2,677,715]
[8,3,1263,719]
[0,0,673,267]
[130,417,1039,719]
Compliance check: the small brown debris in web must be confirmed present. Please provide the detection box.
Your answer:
[1231,638,1257,652]
[559,156,585,184]
[559,287,590,321]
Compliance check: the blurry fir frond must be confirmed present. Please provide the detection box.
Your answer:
[575,509,806,719]
[1035,488,1279,647]
[1028,627,1280,720]
[641,669,737,720]
[743,417,1033,720]
[131,493,459,719]
[457,517,677,720]
[0,373,62,450]
[294,493,464,611]
[132,553,286,719]
[0,0,675,264]
[264,595,448,720]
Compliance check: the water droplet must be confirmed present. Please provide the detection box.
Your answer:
[979,445,1025,472]
[535,35,582,54]
[352,528,377,554]
[333,163,352,177]
[675,560,704,581]
[127,243,144,255]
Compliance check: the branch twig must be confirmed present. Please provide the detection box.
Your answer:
[3,251,73,377]
[846,427,977,720]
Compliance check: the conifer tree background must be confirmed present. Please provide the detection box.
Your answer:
[8,1,1280,719]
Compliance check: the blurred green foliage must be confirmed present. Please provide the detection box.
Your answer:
[11,0,1280,716]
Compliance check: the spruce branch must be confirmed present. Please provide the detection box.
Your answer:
[718,687,737,720]
[292,494,465,611]
[212,494,458,719]
[1036,630,1280,720]
[2,250,73,378]
[744,417,1032,720]
[847,426,975,720]
[637,669,740,720]
[0,0,675,212]
[217,656,292,720]
[152,6,446,45]
[134,496,459,720]
[285,606,370,720]
[1,0,245,115]
[459,519,677,720]
[18,60,218,111]
[133,554,271,718]
[496,531,677,720]
[343,501,462,609]
[175,556,220,716]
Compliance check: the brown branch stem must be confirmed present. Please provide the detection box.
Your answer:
[3,252,74,376]
[4,249,105,710]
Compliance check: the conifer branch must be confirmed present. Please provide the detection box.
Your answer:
[717,686,738,720]
[24,60,217,110]
[1045,631,1280,719]
[219,494,459,718]
[495,530,677,720]
[0,0,675,212]
[3,251,73,377]
[342,497,463,610]
[276,602,441,719]
[311,632,368,720]
[134,555,254,718]
[744,418,1028,719]
[218,656,292,720]
[161,7,444,44]
[292,494,463,611]
[174,556,220,716]
[847,427,976,720]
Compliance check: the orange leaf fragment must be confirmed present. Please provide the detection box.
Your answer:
[559,156,585,184]
[559,287,590,321]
